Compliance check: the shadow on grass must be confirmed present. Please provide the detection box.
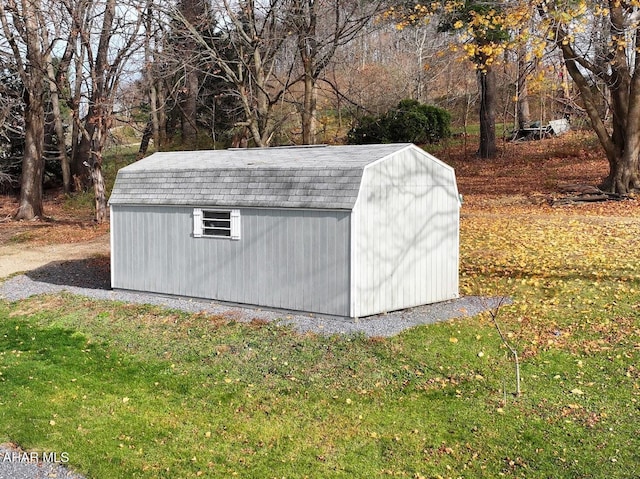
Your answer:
[26,257,111,290]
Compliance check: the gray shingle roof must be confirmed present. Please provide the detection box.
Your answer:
[109,143,413,209]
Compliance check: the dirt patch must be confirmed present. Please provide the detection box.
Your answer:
[1,192,110,278]
[0,234,110,279]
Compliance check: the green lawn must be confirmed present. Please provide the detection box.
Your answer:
[1,209,639,478]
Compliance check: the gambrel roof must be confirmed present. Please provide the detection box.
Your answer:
[109,143,423,210]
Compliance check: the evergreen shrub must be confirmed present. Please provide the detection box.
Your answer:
[348,99,451,145]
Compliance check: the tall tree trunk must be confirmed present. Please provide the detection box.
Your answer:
[41,10,76,196]
[517,83,530,130]
[71,40,88,188]
[557,41,640,193]
[478,68,496,159]
[91,163,107,223]
[138,120,153,158]
[157,81,168,147]
[296,0,318,146]
[144,0,160,153]
[290,0,379,145]
[301,73,317,145]
[46,59,70,193]
[16,87,45,220]
[89,0,116,223]
[78,100,112,223]
[604,44,640,192]
[9,0,46,220]
[150,82,160,150]
[71,0,118,222]
[516,51,531,130]
[539,5,640,194]
[90,130,107,223]
[73,123,94,189]
[178,0,204,147]
[181,68,199,145]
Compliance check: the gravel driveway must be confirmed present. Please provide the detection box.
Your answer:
[0,258,508,337]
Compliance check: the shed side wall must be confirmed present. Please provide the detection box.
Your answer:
[351,147,460,317]
[111,206,351,316]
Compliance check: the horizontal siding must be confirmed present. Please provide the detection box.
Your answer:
[111,206,350,316]
[351,147,459,318]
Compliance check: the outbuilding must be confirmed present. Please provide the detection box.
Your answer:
[109,143,460,318]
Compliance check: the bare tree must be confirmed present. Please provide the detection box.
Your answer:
[177,0,206,145]
[43,3,78,194]
[45,55,71,194]
[139,0,163,155]
[0,0,89,213]
[169,0,296,147]
[287,0,384,144]
[69,0,146,222]
[328,21,466,116]
[0,0,51,219]
[139,0,170,154]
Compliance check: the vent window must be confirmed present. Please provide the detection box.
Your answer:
[193,208,240,240]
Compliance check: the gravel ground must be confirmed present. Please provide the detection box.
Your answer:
[0,444,84,479]
[0,258,508,337]
[0,259,508,479]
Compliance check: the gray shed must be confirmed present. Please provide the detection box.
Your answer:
[109,143,460,318]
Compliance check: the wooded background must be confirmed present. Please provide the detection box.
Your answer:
[1,0,639,222]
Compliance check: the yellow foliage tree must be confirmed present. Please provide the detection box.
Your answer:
[390,0,532,158]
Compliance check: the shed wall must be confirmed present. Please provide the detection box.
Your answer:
[351,147,459,317]
[111,206,351,316]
